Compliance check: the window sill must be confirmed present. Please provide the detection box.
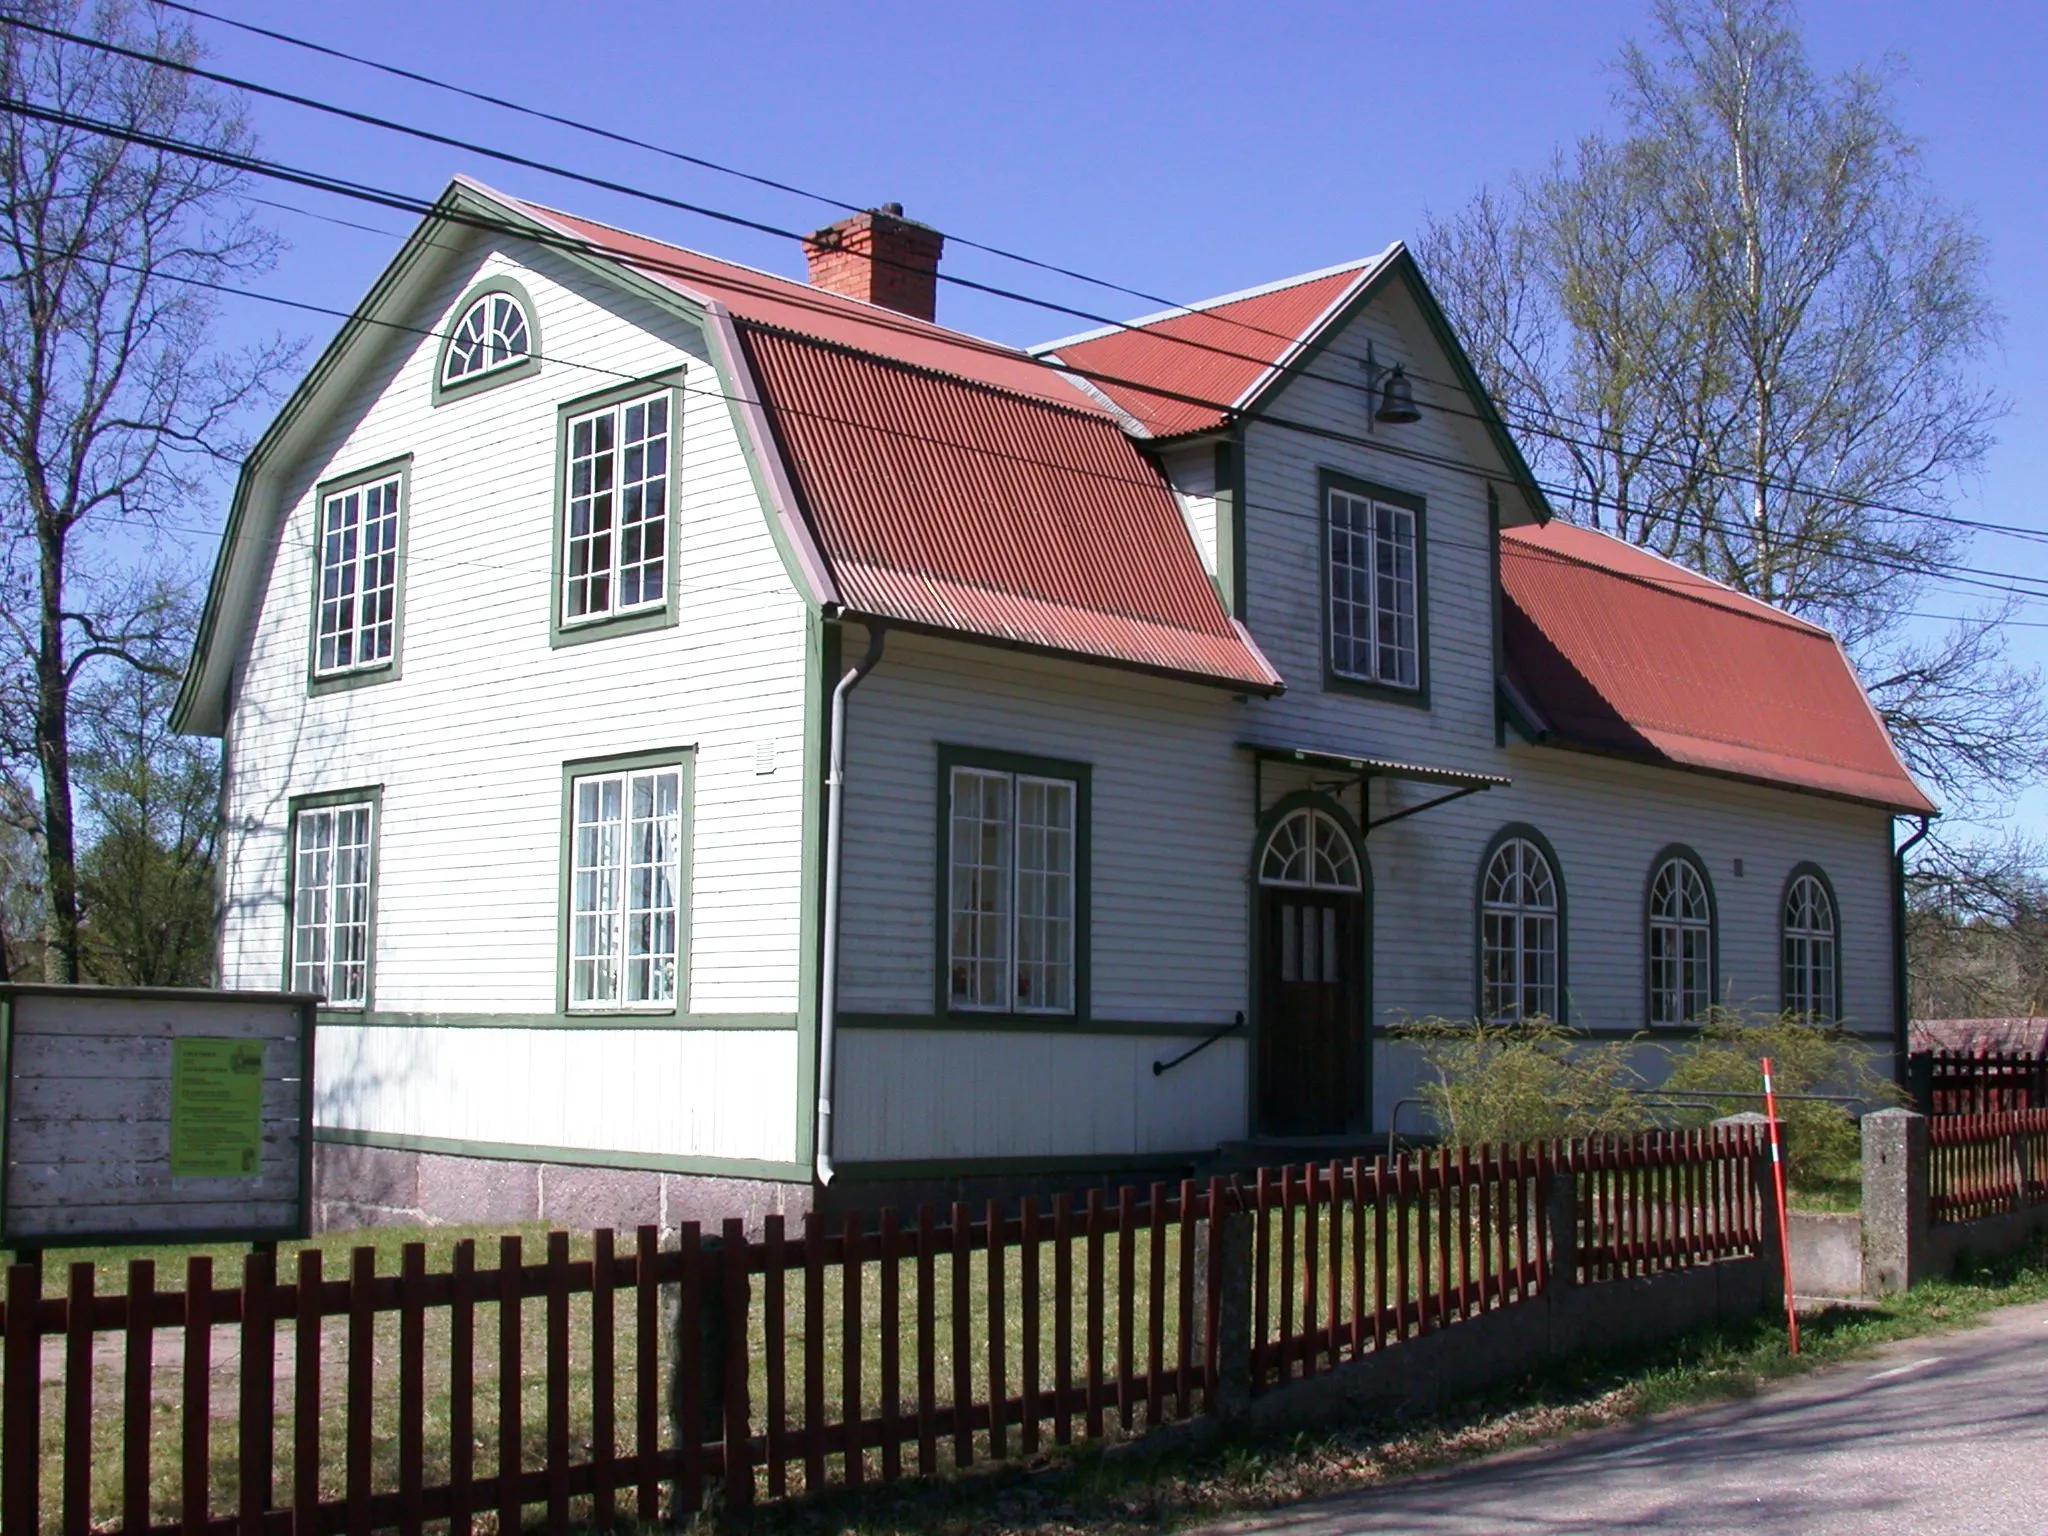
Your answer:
[431,353,541,406]
[308,662,400,698]
[1323,669,1430,709]
[550,604,675,649]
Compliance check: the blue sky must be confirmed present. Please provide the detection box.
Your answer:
[172,1,2048,834]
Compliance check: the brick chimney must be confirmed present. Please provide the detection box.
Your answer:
[802,203,945,322]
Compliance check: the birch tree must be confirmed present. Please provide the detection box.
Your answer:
[0,1,290,979]
[1423,0,2045,814]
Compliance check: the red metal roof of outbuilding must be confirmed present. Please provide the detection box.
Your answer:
[741,325,1283,693]
[1038,259,1382,438]
[1501,522,1935,813]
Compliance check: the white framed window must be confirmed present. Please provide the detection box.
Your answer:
[314,472,402,675]
[562,392,671,626]
[1480,834,1560,1023]
[1327,482,1420,689]
[442,289,531,385]
[1648,855,1714,1026]
[568,765,684,1010]
[291,799,375,1007]
[947,763,1080,1014]
[1259,807,1362,891]
[1783,871,1838,1022]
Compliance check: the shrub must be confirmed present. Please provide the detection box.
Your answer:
[1396,1017,1653,1147]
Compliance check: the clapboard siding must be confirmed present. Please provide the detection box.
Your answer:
[219,233,810,1163]
[1158,441,1219,579]
[315,1023,798,1165]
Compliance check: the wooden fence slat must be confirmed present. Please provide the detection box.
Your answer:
[290,1251,318,1536]
[721,1218,754,1510]
[1370,1160,1387,1351]
[804,1211,827,1490]
[1085,1188,1106,1439]
[1253,1167,1271,1383]
[1176,1179,1197,1418]
[763,1212,788,1497]
[345,1247,374,1536]
[591,1228,616,1530]
[985,1199,1007,1461]
[1393,1155,1410,1340]
[5,1262,42,1536]
[917,1204,938,1473]
[1298,1163,1317,1381]
[951,1202,974,1467]
[1457,1145,1475,1319]
[183,1255,213,1536]
[1146,1182,1166,1429]
[65,1261,95,1536]
[497,1235,523,1536]
[879,1209,903,1481]
[1326,1162,1343,1367]
[845,1210,867,1486]
[546,1232,571,1533]
[1278,1164,1297,1384]
[1436,1147,1455,1330]
[673,1222,702,1518]
[449,1240,476,1536]
[1054,1194,1074,1446]
[1116,1183,1136,1429]
[238,1249,276,1536]
[1020,1199,1041,1452]
[1204,1177,1225,1410]
[400,1244,428,1536]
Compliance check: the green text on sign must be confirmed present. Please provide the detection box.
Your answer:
[170,1037,265,1177]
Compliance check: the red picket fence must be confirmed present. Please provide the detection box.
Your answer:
[1928,1109,2048,1224]
[1915,1050,2048,1115]
[0,1132,1766,1535]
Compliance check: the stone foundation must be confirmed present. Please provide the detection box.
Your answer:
[312,1139,812,1237]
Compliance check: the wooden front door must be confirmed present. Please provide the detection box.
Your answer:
[1258,888,1365,1135]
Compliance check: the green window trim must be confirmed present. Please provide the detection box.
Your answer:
[1317,469,1431,709]
[549,372,686,650]
[306,455,412,698]
[282,784,385,1013]
[556,745,697,1017]
[1642,843,1720,1029]
[933,743,1093,1027]
[1780,861,1845,1025]
[432,274,542,405]
[1473,821,1568,1024]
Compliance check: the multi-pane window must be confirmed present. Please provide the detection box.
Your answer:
[315,475,402,675]
[568,766,684,1010]
[562,393,671,625]
[1480,835,1560,1023]
[948,766,1077,1014]
[1327,485,1419,689]
[1783,872,1838,1022]
[442,290,531,384]
[292,801,375,1007]
[1648,856,1714,1026]
[1259,808,1362,891]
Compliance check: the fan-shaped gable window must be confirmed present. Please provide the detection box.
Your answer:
[1480,832,1560,1023]
[1647,852,1714,1026]
[1260,808,1362,891]
[1783,869,1838,1022]
[435,277,540,400]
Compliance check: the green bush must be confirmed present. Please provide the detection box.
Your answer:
[1396,1017,1652,1147]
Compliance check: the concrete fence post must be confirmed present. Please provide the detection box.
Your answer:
[1210,1208,1254,1425]
[1543,1153,1578,1290]
[1716,1113,1784,1313]
[1860,1107,1928,1296]
[2010,1130,2034,1212]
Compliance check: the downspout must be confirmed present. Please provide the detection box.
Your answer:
[1892,813,1932,1087]
[815,621,887,1187]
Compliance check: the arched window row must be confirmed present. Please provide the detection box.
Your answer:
[1473,831,1838,1028]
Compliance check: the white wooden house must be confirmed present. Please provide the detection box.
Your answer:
[178,178,1934,1228]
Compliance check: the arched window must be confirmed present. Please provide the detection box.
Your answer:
[1647,854,1714,1026]
[1783,870,1838,1022]
[439,282,534,390]
[1259,807,1362,891]
[1480,834,1559,1023]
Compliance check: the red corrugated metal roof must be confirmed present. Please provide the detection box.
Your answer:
[1040,260,1379,438]
[501,192,1103,413]
[741,324,1283,693]
[1501,522,1935,813]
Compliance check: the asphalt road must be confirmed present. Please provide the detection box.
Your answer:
[1198,1299,2048,1536]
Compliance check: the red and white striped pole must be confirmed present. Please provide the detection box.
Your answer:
[1761,1056,1799,1354]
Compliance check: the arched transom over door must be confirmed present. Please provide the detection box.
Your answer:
[1257,807,1368,1136]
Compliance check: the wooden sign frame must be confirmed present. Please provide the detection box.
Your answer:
[0,983,317,1249]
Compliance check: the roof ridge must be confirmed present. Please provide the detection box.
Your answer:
[1505,526,1828,637]
[1030,248,1394,354]
[738,319,1112,422]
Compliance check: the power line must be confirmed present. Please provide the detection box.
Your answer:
[63,11,2048,556]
